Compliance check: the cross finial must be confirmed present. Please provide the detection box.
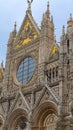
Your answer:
[27,0,33,11]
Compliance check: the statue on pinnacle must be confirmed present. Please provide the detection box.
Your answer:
[27,0,33,11]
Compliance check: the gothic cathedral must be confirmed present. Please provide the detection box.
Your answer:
[0,1,73,130]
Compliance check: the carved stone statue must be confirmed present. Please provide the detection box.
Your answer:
[27,0,33,11]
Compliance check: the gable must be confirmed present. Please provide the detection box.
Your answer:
[15,12,40,49]
[8,91,31,116]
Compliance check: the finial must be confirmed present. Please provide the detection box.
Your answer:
[46,0,50,19]
[70,13,72,20]
[27,0,33,12]
[12,21,17,36]
[62,25,65,35]
[14,21,17,31]
[47,1,49,10]
[51,16,53,23]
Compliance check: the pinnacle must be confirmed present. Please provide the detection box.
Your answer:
[62,25,65,35]
[46,0,50,19]
[70,13,72,20]
[14,21,17,31]
[47,1,49,10]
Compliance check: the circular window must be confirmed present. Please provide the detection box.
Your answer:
[16,57,35,84]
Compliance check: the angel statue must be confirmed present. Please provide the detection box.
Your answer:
[27,0,33,11]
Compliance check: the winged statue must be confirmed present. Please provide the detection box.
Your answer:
[27,0,33,3]
[27,0,33,11]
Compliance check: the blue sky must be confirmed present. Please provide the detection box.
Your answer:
[0,0,73,64]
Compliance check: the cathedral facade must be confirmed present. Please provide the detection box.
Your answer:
[0,1,73,130]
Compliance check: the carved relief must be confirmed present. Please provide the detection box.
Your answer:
[51,45,58,56]
[44,114,57,126]
[44,114,57,130]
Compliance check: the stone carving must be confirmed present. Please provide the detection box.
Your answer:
[27,0,33,11]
